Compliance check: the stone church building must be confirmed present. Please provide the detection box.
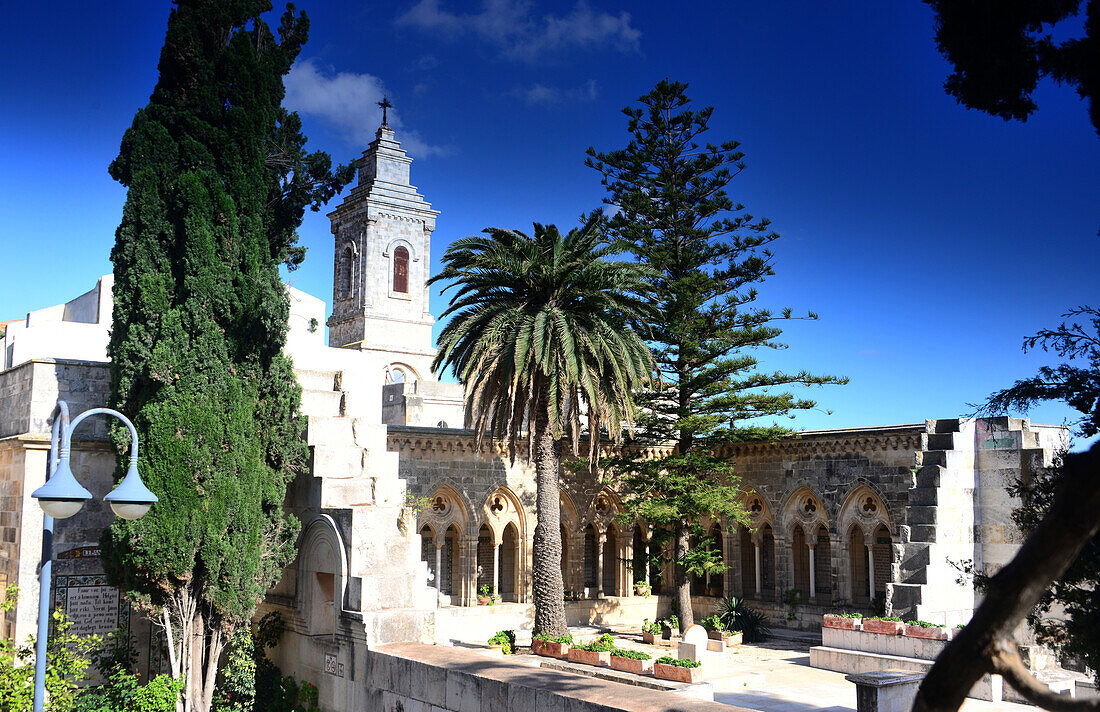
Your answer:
[0,123,1064,709]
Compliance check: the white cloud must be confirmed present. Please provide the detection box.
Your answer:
[514,79,599,106]
[395,0,640,61]
[283,58,447,157]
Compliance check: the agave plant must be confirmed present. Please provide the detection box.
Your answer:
[717,595,771,643]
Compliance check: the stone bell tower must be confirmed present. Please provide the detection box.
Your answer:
[326,114,440,381]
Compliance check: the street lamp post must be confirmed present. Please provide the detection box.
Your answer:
[30,400,158,712]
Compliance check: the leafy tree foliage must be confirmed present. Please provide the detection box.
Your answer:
[0,589,99,712]
[99,2,351,710]
[983,306,1100,682]
[925,0,1100,136]
[587,80,845,629]
[431,214,653,637]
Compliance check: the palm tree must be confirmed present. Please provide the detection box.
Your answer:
[430,213,653,637]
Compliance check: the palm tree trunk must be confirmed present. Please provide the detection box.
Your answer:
[674,519,693,632]
[532,409,568,638]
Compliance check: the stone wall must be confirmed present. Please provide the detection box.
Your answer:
[362,642,740,712]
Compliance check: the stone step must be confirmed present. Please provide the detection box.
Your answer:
[311,445,365,479]
[924,432,955,451]
[307,415,355,447]
[296,369,338,392]
[300,389,343,417]
[930,418,961,434]
[906,505,937,525]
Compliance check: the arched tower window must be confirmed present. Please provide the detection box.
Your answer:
[340,247,354,297]
[393,246,409,294]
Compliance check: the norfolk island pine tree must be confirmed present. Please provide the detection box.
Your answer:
[587,80,846,631]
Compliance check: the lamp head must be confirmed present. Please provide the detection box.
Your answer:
[31,459,92,519]
[104,461,158,521]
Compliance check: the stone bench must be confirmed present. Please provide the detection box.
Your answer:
[845,669,925,712]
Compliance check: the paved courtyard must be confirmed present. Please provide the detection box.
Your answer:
[700,634,1034,712]
[463,625,1040,712]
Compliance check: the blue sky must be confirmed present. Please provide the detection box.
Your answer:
[1,1,1096,447]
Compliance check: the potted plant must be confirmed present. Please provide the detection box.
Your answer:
[609,647,653,674]
[660,615,680,640]
[653,656,702,683]
[641,618,661,645]
[487,629,515,654]
[823,612,862,630]
[532,632,573,658]
[701,615,741,645]
[478,585,492,606]
[903,620,948,640]
[634,581,652,597]
[567,642,610,667]
[861,616,905,635]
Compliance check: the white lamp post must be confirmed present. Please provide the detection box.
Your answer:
[29,401,158,712]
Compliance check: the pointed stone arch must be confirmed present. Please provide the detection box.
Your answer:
[838,485,892,604]
[419,483,471,543]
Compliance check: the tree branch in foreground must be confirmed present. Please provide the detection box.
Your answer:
[912,443,1100,712]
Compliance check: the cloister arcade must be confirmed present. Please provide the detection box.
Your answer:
[417,481,896,609]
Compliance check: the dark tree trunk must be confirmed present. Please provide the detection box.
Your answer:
[532,409,568,638]
[675,519,693,631]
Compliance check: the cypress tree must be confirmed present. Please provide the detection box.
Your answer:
[100,3,351,710]
[587,80,845,629]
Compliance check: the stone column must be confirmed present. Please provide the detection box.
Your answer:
[624,538,634,596]
[808,543,816,601]
[595,532,605,598]
[754,541,762,598]
[644,540,652,587]
[493,541,500,597]
[435,543,443,592]
[867,544,875,600]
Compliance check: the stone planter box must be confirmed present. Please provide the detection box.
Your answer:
[642,632,658,645]
[904,624,948,640]
[610,655,653,675]
[653,662,702,684]
[533,640,571,659]
[823,614,861,630]
[708,630,743,646]
[861,619,904,635]
[477,596,491,605]
[567,648,609,667]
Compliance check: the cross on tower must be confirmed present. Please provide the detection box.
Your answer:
[378,96,393,127]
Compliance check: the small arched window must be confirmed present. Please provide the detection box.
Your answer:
[393,246,409,294]
[340,247,354,297]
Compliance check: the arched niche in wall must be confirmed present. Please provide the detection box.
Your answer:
[298,515,349,637]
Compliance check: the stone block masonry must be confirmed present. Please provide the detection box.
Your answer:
[366,642,749,712]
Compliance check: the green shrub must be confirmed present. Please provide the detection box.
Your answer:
[701,614,726,632]
[904,620,942,628]
[575,634,615,653]
[609,648,651,660]
[868,616,903,622]
[488,630,515,655]
[641,618,661,635]
[838,612,862,619]
[533,632,573,644]
[655,656,701,668]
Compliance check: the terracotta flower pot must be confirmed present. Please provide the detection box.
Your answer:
[532,640,570,658]
[903,623,947,640]
[861,618,904,635]
[478,596,491,605]
[823,614,861,630]
[567,648,609,667]
[642,631,657,644]
[653,662,702,683]
[610,656,653,675]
